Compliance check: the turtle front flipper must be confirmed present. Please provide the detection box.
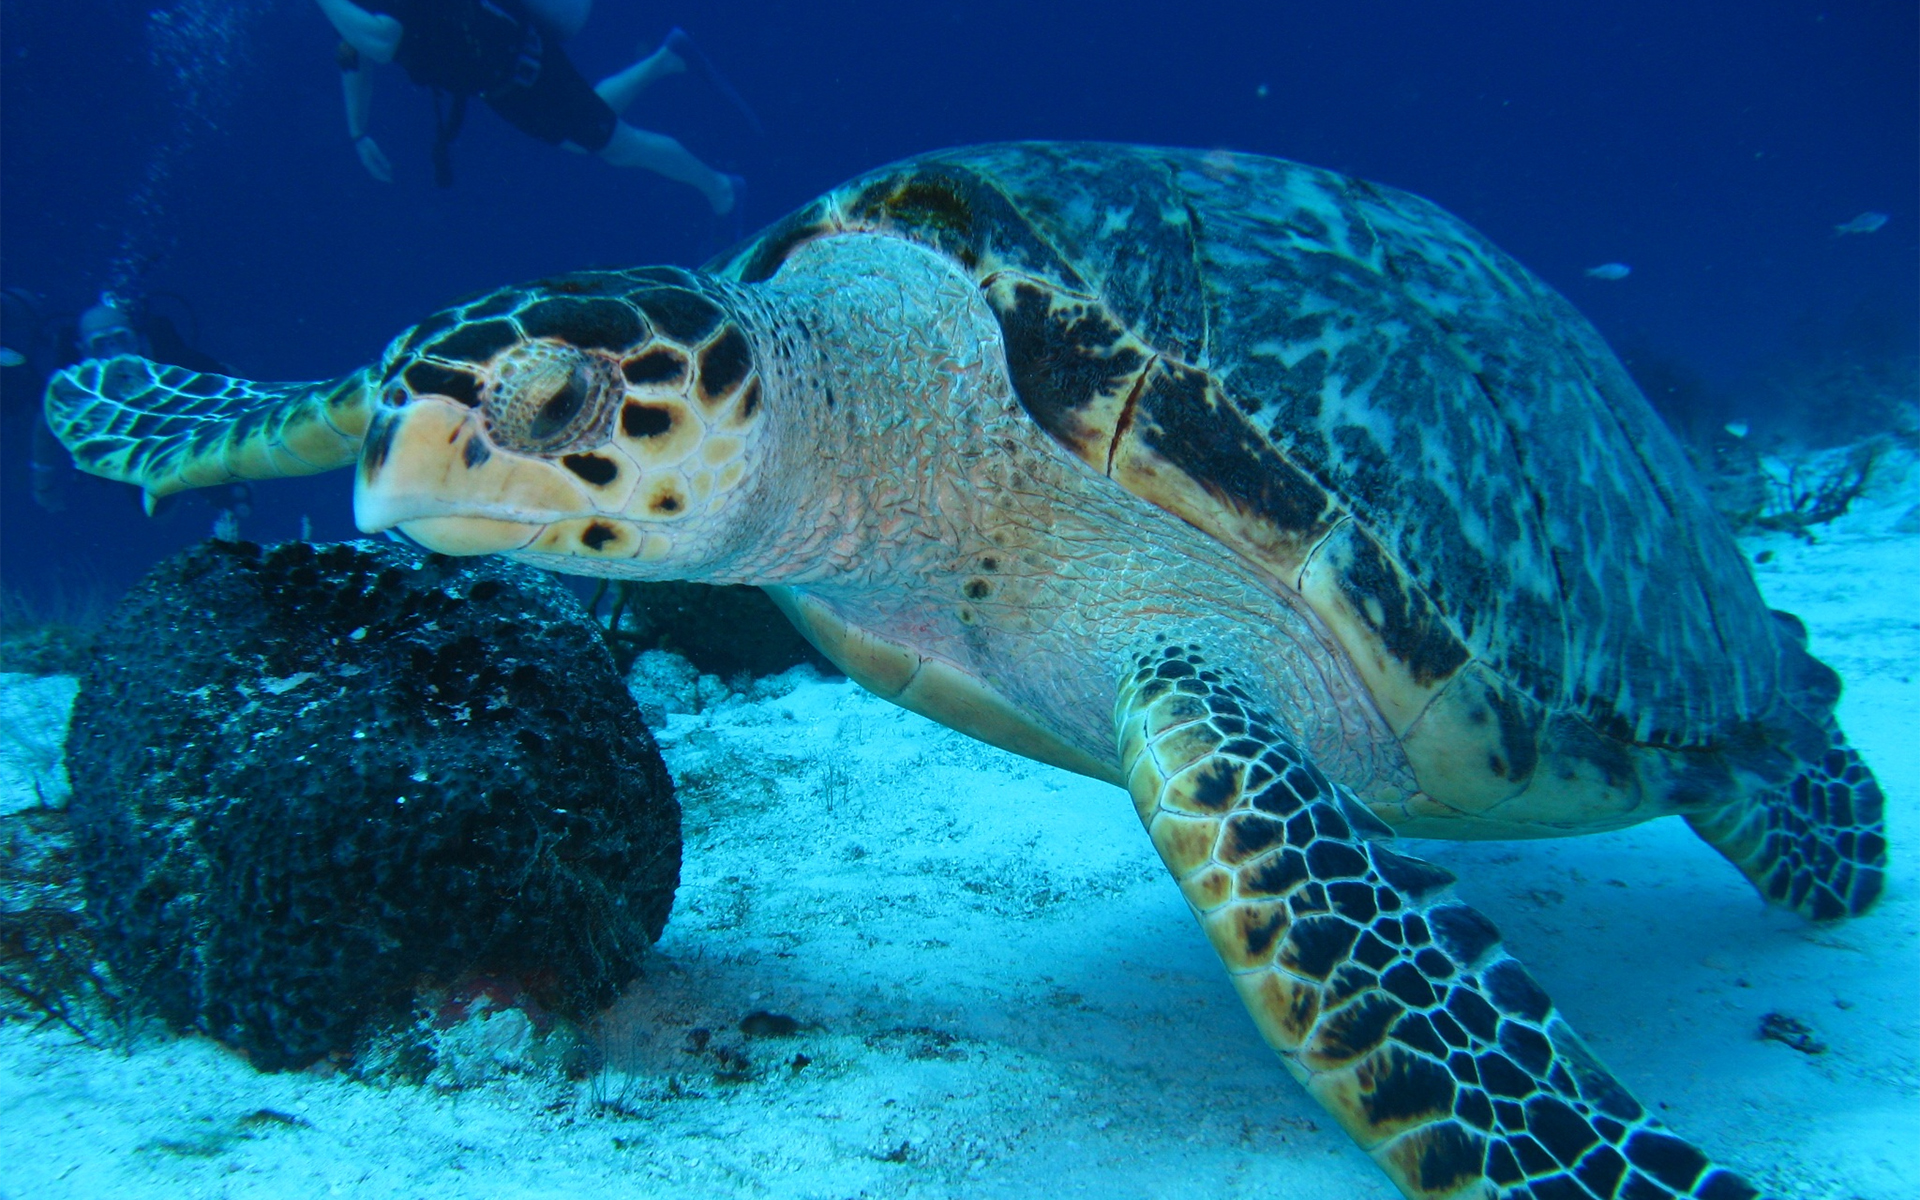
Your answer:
[44,355,375,512]
[1116,646,1767,1200]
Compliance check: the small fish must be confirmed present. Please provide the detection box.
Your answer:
[1834,211,1889,236]
[0,346,24,367]
[1585,263,1631,281]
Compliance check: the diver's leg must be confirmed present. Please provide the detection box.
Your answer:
[592,40,685,116]
[1114,644,1767,1200]
[522,0,589,40]
[591,122,735,213]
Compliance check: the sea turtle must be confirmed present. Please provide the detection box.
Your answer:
[47,143,1885,1200]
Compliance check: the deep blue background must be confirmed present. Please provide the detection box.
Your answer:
[1,0,1914,609]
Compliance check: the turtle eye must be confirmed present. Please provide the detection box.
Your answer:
[384,384,408,408]
[483,343,617,453]
[528,366,588,441]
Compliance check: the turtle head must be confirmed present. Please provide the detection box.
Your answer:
[353,269,770,578]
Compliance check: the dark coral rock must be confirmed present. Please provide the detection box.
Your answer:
[65,539,680,1070]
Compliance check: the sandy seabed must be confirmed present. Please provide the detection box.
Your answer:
[1,476,1915,1200]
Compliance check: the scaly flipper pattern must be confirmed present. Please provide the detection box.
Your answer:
[1687,721,1886,921]
[44,355,374,510]
[1116,643,1768,1200]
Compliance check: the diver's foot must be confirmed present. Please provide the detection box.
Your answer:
[647,28,690,76]
[660,27,695,75]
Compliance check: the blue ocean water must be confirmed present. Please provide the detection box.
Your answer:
[0,0,1913,606]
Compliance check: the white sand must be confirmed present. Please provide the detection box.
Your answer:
[1,478,1914,1200]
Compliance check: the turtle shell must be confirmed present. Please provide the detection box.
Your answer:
[714,144,1794,829]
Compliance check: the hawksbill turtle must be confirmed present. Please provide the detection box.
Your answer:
[47,143,1885,1199]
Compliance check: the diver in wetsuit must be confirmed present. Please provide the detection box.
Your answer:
[317,0,742,212]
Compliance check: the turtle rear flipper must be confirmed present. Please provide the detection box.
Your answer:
[1686,619,1887,921]
[1687,724,1887,921]
[1116,647,1767,1200]
[44,354,375,512]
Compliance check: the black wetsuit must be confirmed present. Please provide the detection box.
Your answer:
[360,0,618,156]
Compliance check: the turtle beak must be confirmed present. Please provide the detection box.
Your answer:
[352,394,590,555]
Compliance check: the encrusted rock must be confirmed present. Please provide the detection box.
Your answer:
[65,539,680,1070]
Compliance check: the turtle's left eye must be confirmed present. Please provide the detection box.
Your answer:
[483,342,618,453]
[529,366,588,441]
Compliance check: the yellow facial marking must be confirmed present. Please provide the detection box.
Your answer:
[701,435,745,466]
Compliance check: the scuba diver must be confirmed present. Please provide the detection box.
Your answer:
[2,291,250,532]
[317,0,753,211]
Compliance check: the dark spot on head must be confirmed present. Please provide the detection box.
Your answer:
[633,288,723,344]
[980,555,1000,572]
[737,379,761,418]
[622,346,686,387]
[963,578,991,600]
[581,523,617,550]
[562,453,618,487]
[360,412,397,478]
[528,367,589,442]
[430,320,520,364]
[462,436,491,469]
[622,403,673,439]
[698,327,752,402]
[651,492,681,514]
[518,298,646,352]
[403,362,482,407]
